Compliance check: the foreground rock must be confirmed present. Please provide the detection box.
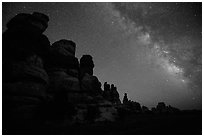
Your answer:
[3,12,50,134]
[3,12,120,134]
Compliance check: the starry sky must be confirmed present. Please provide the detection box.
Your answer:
[2,2,202,110]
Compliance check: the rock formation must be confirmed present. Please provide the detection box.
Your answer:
[103,82,111,100]
[103,82,121,105]
[120,93,142,113]
[80,55,102,96]
[153,102,180,114]
[79,55,118,122]
[3,11,158,134]
[47,39,80,94]
[3,12,50,134]
[44,39,80,125]
[110,84,121,104]
[122,93,129,105]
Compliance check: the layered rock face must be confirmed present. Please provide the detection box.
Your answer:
[46,43,118,123]
[47,39,80,95]
[46,39,82,124]
[3,12,50,133]
[3,12,121,134]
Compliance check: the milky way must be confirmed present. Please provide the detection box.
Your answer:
[93,2,202,109]
[2,2,202,109]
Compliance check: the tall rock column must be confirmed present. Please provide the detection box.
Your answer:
[46,39,82,124]
[2,12,50,134]
[110,85,121,105]
[80,55,102,96]
[123,93,129,105]
[103,82,111,100]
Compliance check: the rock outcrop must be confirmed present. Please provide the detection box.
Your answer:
[122,93,129,104]
[79,55,118,122]
[110,84,121,104]
[103,82,121,105]
[45,39,81,125]
[151,102,180,114]
[3,12,50,134]
[120,93,142,114]
[3,12,120,134]
[3,11,184,135]
[80,55,102,96]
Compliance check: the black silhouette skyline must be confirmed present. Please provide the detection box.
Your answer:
[3,2,202,110]
[2,2,202,135]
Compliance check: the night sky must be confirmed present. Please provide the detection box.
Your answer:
[2,2,202,110]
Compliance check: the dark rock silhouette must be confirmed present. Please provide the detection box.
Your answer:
[3,12,50,63]
[142,105,150,113]
[6,12,49,33]
[3,12,50,134]
[104,82,109,91]
[47,46,117,123]
[103,82,111,100]
[118,93,142,115]
[110,84,121,104]
[156,102,167,113]
[102,82,121,105]
[123,93,129,104]
[44,39,80,126]
[2,11,201,135]
[151,102,180,114]
[79,55,118,122]
[80,55,94,75]
[80,55,102,95]
[47,39,80,94]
